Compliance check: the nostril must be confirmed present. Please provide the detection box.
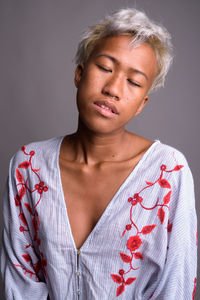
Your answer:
[103,90,119,100]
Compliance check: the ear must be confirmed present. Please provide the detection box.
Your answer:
[135,95,149,116]
[74,64,84,88]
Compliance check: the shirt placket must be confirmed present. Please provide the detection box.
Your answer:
[76,249,82,299]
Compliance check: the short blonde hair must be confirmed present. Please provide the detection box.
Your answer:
[75,8,173,92]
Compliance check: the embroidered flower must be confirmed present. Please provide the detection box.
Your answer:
[119,269,125,275]
[127,235,142,252]
[126,224,132,231]
[160,164,167,171]
[128,194,143,206]
[35,181,48,194]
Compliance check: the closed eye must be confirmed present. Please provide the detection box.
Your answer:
[127,79,141,87]
[97,65,112,72]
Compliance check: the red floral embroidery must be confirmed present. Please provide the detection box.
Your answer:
[127,235,142,252]
[193,277,196,300]
[111,160,184,296]
[166,221,173,232]
[13,146,48,280]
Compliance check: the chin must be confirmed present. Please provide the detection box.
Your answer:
[80,117,123,135]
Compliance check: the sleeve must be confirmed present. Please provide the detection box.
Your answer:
[151,156,197,299]
[1,156,49,300]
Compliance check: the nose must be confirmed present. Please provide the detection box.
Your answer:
[102,73,123,100]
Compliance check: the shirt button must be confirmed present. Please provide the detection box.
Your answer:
[77,290,81,295]
[77,249,81,255]
[76,271,81,276]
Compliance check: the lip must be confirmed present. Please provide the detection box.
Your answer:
[93,100,119,115]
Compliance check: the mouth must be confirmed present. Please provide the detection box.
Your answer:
[93,101,119,115]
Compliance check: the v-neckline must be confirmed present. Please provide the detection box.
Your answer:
[56,135,160,251]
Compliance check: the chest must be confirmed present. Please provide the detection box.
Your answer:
[59,160,138,249]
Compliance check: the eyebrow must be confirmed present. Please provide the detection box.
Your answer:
[95,53,148,81]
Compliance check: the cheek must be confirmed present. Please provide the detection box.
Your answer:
[79,75,98,96]
[126,108,138,120]
[121,97,145,119]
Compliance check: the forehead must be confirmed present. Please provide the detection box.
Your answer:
[89,35,158,79]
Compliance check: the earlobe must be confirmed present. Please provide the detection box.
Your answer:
[74,64,84,88]
[135,95,149,116]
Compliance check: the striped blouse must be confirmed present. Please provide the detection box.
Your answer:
[1,136,197,299]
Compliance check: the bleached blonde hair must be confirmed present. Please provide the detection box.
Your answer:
[75,8,173,92]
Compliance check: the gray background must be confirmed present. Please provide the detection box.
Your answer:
[0,0,199,298]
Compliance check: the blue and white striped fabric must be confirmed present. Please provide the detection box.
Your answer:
[1,136,197,299]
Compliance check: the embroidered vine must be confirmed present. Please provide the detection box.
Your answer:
[111,160,184,297]
[13,146,48,281]
[193,277,197,300]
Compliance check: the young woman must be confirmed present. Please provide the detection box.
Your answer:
[1,8,197,299]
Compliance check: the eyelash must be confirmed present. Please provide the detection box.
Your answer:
[97,65,112,72]
[127,79,141,87]
[97,64,141,87]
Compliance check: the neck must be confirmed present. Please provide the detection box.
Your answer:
[70,118,131,165]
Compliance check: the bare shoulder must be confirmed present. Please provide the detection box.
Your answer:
[126,132,154,159]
